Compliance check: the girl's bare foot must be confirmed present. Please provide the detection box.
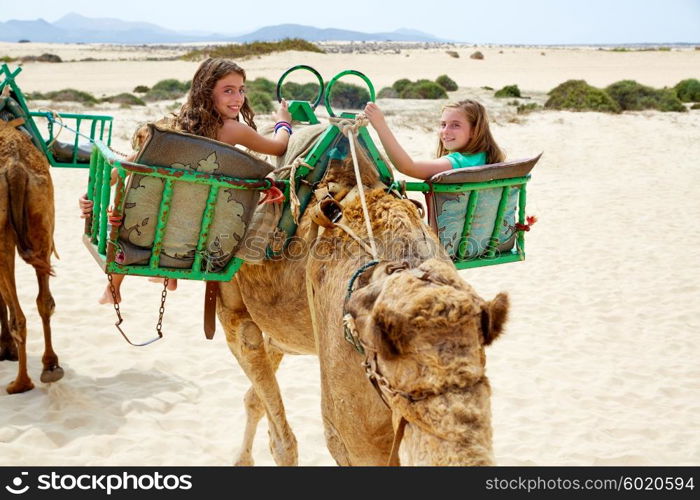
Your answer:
[149,277,178,291]
[99,274,125,304]
[98,285,121,304]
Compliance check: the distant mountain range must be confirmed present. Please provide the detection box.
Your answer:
[0,13,448,44]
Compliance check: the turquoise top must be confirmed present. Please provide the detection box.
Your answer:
[444,151,487,169]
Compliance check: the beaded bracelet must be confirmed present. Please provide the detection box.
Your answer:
[274,121,293,135]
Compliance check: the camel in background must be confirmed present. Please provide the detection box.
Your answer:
[0,117,63,393]
[217,128,509,465]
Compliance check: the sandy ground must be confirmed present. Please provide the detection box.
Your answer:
[1,43,699,466]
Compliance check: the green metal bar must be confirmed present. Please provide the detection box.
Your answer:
[267,125,341,257]
[149,179,174,268]
[72,117,82,164]
[455,252,523,270]
[119,162,276,190]
[456,190,480,260]
[107,120,113,146]
[28,110,113,122]
[97,157,112,255]
[485,186,512,259]
[106,255,246,282]
[208,255,244,281]
[192,185,220,272]
[90,120,98,143]
[404,176,531,193]
[517,183,527,258]
[357,126,393,185]
[91,154,105,243]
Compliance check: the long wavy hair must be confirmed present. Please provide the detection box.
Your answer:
[176,58,257,139]
[435,99,504,164]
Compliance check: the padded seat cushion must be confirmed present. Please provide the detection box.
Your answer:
[50,141,92,162]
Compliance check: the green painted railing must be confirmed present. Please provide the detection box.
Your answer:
[1,63,113,169]
[83,140,288,281]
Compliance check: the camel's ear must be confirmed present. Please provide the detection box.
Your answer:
[480,292,509,345]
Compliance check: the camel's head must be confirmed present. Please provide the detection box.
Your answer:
[345,258,508,465]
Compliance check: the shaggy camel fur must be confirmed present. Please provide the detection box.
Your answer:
[0,118,63,393]
[216,139,508,465]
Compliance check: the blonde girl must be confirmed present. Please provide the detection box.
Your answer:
[363,99,504,179]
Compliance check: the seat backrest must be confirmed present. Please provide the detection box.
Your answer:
[425,154,540,260]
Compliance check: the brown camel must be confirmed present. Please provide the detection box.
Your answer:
[216,128,509,465]
[0,117,63,393]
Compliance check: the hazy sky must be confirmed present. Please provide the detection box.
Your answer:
[2,0,699,44]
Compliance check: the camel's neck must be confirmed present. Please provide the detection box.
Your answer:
[332,187,448,267]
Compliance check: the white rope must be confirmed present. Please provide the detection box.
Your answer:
[342,114,378,260]
[283,157,313,224]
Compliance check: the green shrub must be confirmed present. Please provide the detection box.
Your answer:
[37,53,62,63]
[377,86,399,98]
[517,103,541,114]
[43,88,98,104]
[446,50,460,58]
[400,80,447,99]
[247,90,274,114]
[280,82,320,102]
[470,51,484,60]
[545,80,620,113]
[152,79,190,93]
[248,77,276,96]
[495,84,521,98]
[0,55,15,63]
[133,85,150,93]
[606,80,685,112]
[144,79,190,101]
[674,79,700,102]
[436,74,458,91]
[327,81,371,109]
[182,38,324,61]
[101,93,146,106]
[691,103,700,109]
[392,78,412,93]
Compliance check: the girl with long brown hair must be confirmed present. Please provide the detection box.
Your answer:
[80,58,292,304]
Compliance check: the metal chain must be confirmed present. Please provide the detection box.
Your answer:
[108,145,130,158]
[107,273,123,323]
[155,278,169,336]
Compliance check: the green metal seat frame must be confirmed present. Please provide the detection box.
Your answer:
[404,177,532,269]
[83,140,288,281]
[0,63,113,168]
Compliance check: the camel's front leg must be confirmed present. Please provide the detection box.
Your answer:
[218,281,298,466]
[234,341,284,466]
